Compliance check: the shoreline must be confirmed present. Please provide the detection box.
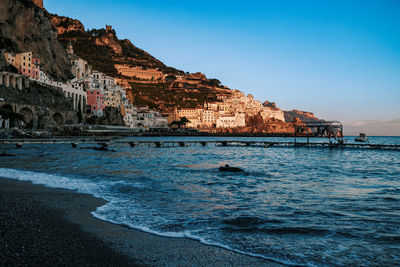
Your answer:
[0,177,285,266]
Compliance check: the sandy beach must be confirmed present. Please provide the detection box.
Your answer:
[0,178,284,266]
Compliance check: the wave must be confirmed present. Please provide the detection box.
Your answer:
[222,216,284,227]
[91,208,305,266]
[0,167,100,196]
[0,167,305,266]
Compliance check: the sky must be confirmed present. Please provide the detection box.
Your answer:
[46,0,400,135]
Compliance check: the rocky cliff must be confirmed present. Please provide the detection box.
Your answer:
[0,0,73,81]
[85,107,125,126]
[284,110,320,122]
[49,15,85,35]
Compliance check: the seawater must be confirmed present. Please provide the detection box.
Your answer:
[1,136,399,266]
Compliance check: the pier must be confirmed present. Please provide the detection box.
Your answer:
[0,121,398,151]
[117,140,400,151]
[0,138,399,151]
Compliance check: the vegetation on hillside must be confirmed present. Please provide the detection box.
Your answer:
[51,14,184,77]
[128,82,220,111]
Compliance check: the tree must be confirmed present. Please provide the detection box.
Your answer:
[208,78,221,87]
[169,117,191,129]
[165,75,177,82]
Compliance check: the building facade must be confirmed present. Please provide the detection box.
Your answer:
[87,88,105,116]
[115,64,164,81]
[4,52,40,80]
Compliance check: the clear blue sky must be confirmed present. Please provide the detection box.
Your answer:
[46,0,400,135]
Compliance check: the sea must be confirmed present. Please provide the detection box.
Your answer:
[1,136,399,266]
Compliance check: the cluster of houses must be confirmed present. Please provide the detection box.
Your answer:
[3,45,168,131]
[168,91,285,129]
[3,43,285,131]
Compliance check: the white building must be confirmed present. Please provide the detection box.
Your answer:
[133,109,168,129]
[39,71,50,83]
[93,70,116,90]
[216,112,245,128]
[260,107,285,122]
[123,105,139,129]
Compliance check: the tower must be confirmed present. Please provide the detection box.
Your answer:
[33,0,44,8]
[67,41,74,55]
[106,25,113,32]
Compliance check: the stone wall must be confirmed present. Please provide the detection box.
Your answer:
[0,81,74,111]
[0,102,77,129]
[0,79,78,129]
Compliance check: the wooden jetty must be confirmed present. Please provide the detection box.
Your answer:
[0,137,116,147]
[0,138,399,151]
[115,140,400,151]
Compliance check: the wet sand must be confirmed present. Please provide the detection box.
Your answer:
[0,178,285,266]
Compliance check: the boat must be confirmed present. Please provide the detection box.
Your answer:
[219,165,244,172]
[355,133,369,142]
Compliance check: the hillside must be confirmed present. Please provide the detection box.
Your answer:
[284,110,320,123]
[127,82,230,111]
[0,0,72,81]
[50,14,183,77]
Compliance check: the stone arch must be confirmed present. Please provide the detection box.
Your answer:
[52,112,64,126]
[18,107,34,128]
[1,104,14,112]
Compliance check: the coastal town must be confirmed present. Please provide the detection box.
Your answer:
[0,0,322,136]
[1,1,399,267]
[1,41,287,133]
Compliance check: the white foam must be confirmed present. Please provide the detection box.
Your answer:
[0,167,306,266]
[91,208,304,266]
[0,167,102,198]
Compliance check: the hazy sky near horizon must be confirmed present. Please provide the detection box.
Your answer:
[46,0,400,135]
